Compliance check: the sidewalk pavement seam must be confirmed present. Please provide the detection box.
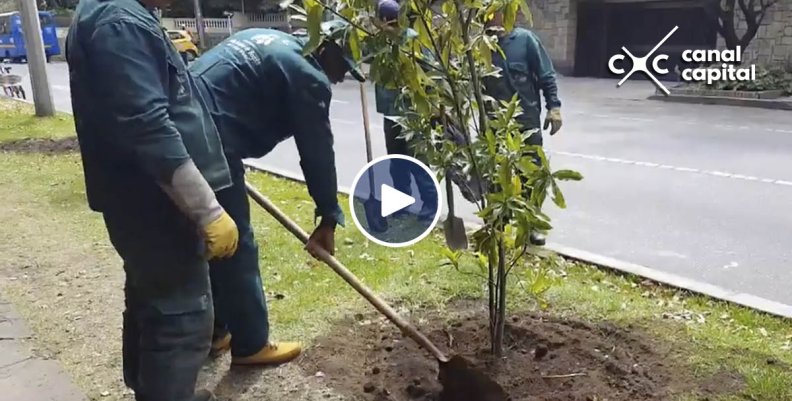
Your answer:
[243,159,792,321]
[0,294,87,400]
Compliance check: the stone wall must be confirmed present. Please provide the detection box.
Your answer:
[716,0,792,70]
[525,0,577,75]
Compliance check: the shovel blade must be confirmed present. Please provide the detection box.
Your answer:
[363,197,389,233]
[443,216,468,250]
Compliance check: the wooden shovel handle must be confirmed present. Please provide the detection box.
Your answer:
[360,83,375,163]
[244,181,449,362]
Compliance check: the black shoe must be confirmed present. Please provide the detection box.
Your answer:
[193,389,216,401]
[529,231,546,246]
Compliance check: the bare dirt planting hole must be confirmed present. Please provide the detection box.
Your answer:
[0,137,79,154]
[300,304,722,401]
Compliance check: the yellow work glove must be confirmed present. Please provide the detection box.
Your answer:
[202,211,239,259]
[543,107,562,136]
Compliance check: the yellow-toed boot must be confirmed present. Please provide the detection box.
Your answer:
[231,342,302,366]
[210,333,232,357]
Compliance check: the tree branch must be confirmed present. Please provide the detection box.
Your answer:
[756,0,779,25]
[720,0,740,49]
[454,1,488,210]
[738,0,754,20]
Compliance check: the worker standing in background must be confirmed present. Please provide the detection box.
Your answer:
[189,21,365,365]
[374,0,438,221]
[66,0,237,399]
[483,11,563,246]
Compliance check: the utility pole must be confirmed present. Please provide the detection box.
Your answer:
[192,0,206,51]
[223,11,233,36]
[18,0,54,117]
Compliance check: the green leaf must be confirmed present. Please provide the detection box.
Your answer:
[503,1,518,31]
[498,161,512,195]
[476,40,492,78]
[441,247,462,269]
[518,0,533,27]
[551,180,566,209]
[303,0,323,55]
[475,252,488,273]
[518,157,538,175]
[349,27,362,61]
[530,176,548,207]
[441,0,454,16]
[505,93,518,121]
[552,169,583,181]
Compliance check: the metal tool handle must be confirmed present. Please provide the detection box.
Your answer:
[245,181,449,362]
[445,176,455,216]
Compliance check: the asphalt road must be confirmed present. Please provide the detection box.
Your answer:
[8,62,792,310]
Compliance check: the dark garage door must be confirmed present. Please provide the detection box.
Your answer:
[574,0,718,81]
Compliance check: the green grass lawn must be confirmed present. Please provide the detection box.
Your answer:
[0,100,75,142]
[0,99,790,401]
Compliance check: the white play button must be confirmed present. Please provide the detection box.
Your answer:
[380,184,415,218]
[350,154,442,248]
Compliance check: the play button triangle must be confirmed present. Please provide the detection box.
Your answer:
[380,184,415,217]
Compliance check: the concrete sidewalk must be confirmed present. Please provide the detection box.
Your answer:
[0,297,86,401]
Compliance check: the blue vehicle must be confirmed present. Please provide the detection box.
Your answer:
[0,11,60,63]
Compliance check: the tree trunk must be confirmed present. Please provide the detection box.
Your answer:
[492,240,507,357]
[488,253,497,354]
[721,0,741,50]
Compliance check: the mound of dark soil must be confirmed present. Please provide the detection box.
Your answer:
[0,137,79,154]
[301,307,685,401]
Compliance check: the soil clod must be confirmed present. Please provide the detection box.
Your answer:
[534,344,549,360]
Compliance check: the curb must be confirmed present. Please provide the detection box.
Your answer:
[545,244,792,319]
[648,94,792,110]
[242,159,792,320]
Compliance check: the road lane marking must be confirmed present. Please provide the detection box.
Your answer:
[551,150,791,187]
[331,99,349,104]
[568,111,791,134]
[331,118,357,125]
[617,116,654,122]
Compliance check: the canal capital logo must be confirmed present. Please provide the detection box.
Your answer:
[608,25,757,95]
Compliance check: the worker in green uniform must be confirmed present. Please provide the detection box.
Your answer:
[374,0,438,221]
[188,20,364,365]
[483,12,563,246]
[66,0,236,399]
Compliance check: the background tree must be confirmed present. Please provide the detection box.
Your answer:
[292,0,581,355]
[704,0,780,50]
